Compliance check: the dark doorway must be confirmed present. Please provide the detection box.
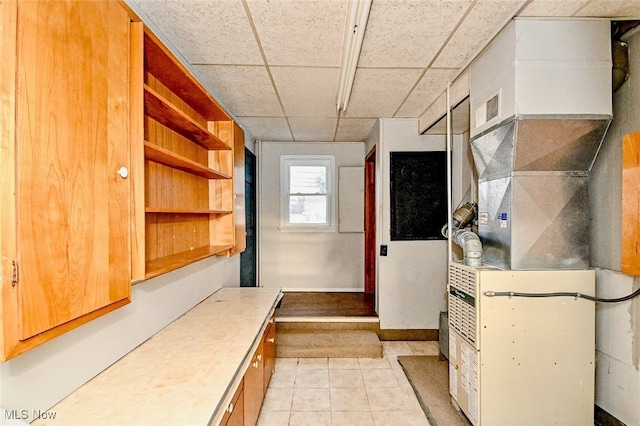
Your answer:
[365,146,376,295]
[240,148,257,287]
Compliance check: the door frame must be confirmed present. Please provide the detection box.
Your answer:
[240,148,257,287]
[364,146,376,295]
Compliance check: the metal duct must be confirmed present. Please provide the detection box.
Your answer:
[469,19,613,270]
[471,116,610,270]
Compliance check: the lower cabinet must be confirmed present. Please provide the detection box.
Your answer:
[263,320,276,393]
[227,314,276,426]
[243,339,264,426]
[221,382,244,426]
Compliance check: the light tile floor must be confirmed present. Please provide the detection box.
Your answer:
[257,341,440,426]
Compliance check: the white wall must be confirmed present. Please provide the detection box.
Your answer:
[590,26,640,426]
[258,141,365,291]
[0,256,239,422]
[371,119,448,330]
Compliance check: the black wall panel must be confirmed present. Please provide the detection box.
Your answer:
[390,151,447,241]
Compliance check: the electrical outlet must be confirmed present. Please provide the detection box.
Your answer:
[380,245,387,256]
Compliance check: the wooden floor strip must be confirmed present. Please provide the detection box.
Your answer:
[275,292,376,317]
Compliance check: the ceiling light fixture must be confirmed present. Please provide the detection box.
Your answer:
[336,0,372,112]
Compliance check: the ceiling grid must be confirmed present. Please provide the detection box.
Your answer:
[134,0,640,142]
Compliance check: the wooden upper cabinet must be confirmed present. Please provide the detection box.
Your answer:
[622,132,640,276]
[0,0,133,360]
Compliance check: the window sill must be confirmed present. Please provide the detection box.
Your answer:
[278,226,337,233]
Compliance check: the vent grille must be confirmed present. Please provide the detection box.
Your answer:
[449,263,478,345]
[450,265,476,295]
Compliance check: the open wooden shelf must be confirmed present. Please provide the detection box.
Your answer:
[144,85,230,151]
[143,30,230,122]
[136,25,237,282]
[144,141,231,179]
[145,207,232,215]
[145,245,234,280]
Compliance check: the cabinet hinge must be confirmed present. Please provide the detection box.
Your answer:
[11,261,19,287]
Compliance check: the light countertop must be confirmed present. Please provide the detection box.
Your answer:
[34,287,282,426]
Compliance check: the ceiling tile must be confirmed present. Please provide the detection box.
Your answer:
[238,117,293,141]
[432,0,522,68]
[518,0,590,17]
[343,68,424,118]
[193,65,283,117]
[573,1,640,17]
[246,0,347,67]
[135,0,263,65]
[395,68,457,118]
[335,118,378,142]
[270,67,340,117]
[358,0,472,68]
[289,117,338,141]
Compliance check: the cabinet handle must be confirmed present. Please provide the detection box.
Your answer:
[267,338,275,343]
[227,402,233,414]
[253,361,259,368]
[117,166,129,179]
[257,354,262,361]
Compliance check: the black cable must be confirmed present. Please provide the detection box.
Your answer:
[483,287,640,303]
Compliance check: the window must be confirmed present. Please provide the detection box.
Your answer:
[281,155,335,231]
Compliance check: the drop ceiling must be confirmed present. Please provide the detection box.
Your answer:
[130,0,639,143]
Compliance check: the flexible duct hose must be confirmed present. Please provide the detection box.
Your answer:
[441,202,483,266]
[452,229,483,267]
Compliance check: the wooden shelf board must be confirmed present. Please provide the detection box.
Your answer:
[143,29,230,122]
[145,245,234,280]
[144,141,231,179]
[145,207,232,215]
[144,85,231,151]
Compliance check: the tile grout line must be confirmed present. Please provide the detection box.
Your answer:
[260,344,434,425]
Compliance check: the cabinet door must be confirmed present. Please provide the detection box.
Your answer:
[263,320,276,393]
[220,382,244,426]
[225,389,244,426]
[622,131,640,275]
[12,1,131,343]
[232,123,247,254]
[244,340,264,426]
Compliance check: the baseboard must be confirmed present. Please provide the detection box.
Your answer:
[594,405,626,426]
[280,288,365,292]
[379,329,438,341]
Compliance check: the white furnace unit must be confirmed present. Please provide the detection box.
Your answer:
[448,262,595,425]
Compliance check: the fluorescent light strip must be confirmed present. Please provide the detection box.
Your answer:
[336,0,372,112]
